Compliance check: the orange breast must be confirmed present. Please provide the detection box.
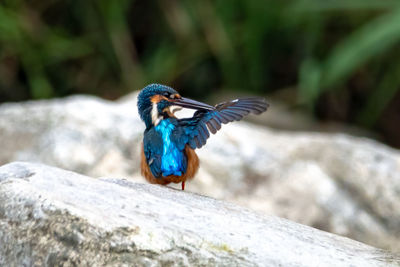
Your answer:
[140,143,199,185]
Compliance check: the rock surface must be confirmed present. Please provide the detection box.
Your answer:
[0,93,400,252]
[0,162,399,266]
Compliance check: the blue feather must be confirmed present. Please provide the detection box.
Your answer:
[155,119,186,176]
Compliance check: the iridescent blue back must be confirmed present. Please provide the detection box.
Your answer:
[143,118,188,178]
[155,120,186,176]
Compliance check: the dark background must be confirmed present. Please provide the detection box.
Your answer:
[1,0,400,147]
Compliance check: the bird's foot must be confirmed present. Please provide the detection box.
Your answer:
[181,181,185,190]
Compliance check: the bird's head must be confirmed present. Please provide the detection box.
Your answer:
[137,84,214,128]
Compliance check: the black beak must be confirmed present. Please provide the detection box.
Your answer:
[174,97,215,111]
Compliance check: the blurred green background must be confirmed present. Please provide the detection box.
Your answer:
[1,0,400,146]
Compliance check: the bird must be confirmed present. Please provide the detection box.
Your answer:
[137,83,269,190]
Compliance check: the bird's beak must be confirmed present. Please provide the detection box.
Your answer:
[173,97,215,111]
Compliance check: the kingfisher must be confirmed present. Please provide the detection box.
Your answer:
[138,83,269,190]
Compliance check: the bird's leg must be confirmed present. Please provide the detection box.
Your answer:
[181,181,185,190]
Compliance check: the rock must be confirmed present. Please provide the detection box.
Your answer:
[0,95,142,176]
[0,162,399,266]
[0,93,400,252]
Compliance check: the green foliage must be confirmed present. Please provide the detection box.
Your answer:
[0,0,400,127]
[299,5,400,98]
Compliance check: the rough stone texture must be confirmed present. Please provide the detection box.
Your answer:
[0,93,400,252]
[0,162,399,266]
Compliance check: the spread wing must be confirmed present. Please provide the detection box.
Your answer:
[173,97,268,150]
[143,127,163,178]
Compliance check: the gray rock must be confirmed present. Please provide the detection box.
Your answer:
[0,93,400,252]
[0,162,399,267]
[0,95,142,176]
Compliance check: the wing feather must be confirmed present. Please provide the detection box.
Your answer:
[206,121,217,134]
[176,97,268,149]
[143,128,163,178]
